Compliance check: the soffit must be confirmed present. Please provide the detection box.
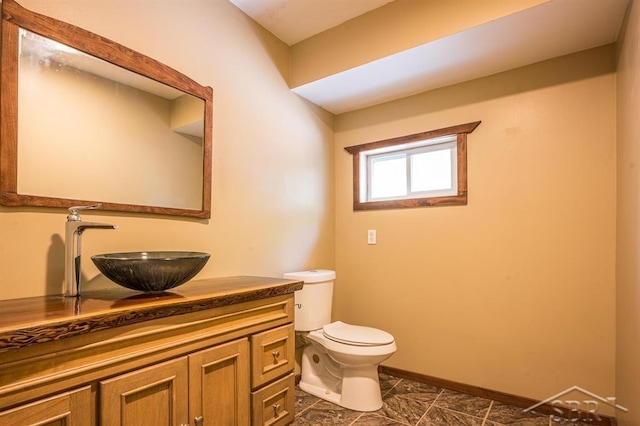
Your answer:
[230,0,629,114]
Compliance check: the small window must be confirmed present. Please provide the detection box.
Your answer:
[345,121,480,210]
[367,136,457,201]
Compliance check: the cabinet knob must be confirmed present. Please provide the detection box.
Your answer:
[273,403,281,417]
[272,350,280,364]
[194,416,204,426]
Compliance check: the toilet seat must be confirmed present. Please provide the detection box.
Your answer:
[322,321,394,346]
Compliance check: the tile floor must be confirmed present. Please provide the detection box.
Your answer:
[293,373,606,426]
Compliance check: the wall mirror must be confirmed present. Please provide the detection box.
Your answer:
[0,0,212,218]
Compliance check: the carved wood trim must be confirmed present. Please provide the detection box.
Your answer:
[0,277,302,352]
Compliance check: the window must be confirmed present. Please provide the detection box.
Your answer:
[345,121,480,210]
[367,136,457,201]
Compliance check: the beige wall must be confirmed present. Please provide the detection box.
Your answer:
[616,0,640,421]
[0,0,335,299]
[334,46,617,409]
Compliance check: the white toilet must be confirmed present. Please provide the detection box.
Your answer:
[284,270,397,412]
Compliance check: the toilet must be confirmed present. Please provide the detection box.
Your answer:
[284,269,397,412]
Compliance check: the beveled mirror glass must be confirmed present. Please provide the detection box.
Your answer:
[1,0,212,218]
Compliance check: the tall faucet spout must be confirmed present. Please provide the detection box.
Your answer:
[64,204,117,298]
[78,222,118,232]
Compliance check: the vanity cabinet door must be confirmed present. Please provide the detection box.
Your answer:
[189,338,250,426]
[100,357,189,426]
[0,386,92,426]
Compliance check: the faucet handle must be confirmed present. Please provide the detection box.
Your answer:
[67,203,102,221]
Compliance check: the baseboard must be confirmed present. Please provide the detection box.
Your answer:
[379,366,616,426]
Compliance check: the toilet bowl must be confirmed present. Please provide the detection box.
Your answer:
[300,321,397,411]
[284,270,397,412]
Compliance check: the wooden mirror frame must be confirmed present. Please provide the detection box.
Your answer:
[0,0,212,218]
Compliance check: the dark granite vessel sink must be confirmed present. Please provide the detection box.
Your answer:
[91,251,210,292]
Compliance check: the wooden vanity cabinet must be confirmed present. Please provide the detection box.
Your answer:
[0,278,302,426]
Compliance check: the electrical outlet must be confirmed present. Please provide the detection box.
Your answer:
[367,229,377,245]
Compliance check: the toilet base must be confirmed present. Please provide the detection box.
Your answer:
[299,343,384,412]
[299,381,343,406]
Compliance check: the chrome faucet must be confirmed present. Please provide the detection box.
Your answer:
[64,204,117,297]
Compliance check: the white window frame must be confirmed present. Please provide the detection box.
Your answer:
[364,136,458,202]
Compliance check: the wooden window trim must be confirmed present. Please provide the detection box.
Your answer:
[344,121,481,211]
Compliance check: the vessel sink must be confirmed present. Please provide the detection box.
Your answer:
[91,251,210,292]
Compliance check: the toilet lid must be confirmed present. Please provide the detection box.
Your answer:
[322,321,394,346]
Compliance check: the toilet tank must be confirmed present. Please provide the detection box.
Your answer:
[283,269,336,331]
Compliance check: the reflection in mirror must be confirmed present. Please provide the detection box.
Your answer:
[0,0,212,218]
[18,29,205,210]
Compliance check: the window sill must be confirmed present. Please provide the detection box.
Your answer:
[353,194,467,211]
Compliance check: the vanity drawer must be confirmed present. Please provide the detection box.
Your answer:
[251,323,295,388]
[251,373,295,426]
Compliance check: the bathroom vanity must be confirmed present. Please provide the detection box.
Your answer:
[0,276,302,426]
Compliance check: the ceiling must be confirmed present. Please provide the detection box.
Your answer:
[227,0,394,46]
[229,0,630,114]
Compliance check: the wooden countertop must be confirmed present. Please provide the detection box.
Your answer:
[0,276,303,352]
